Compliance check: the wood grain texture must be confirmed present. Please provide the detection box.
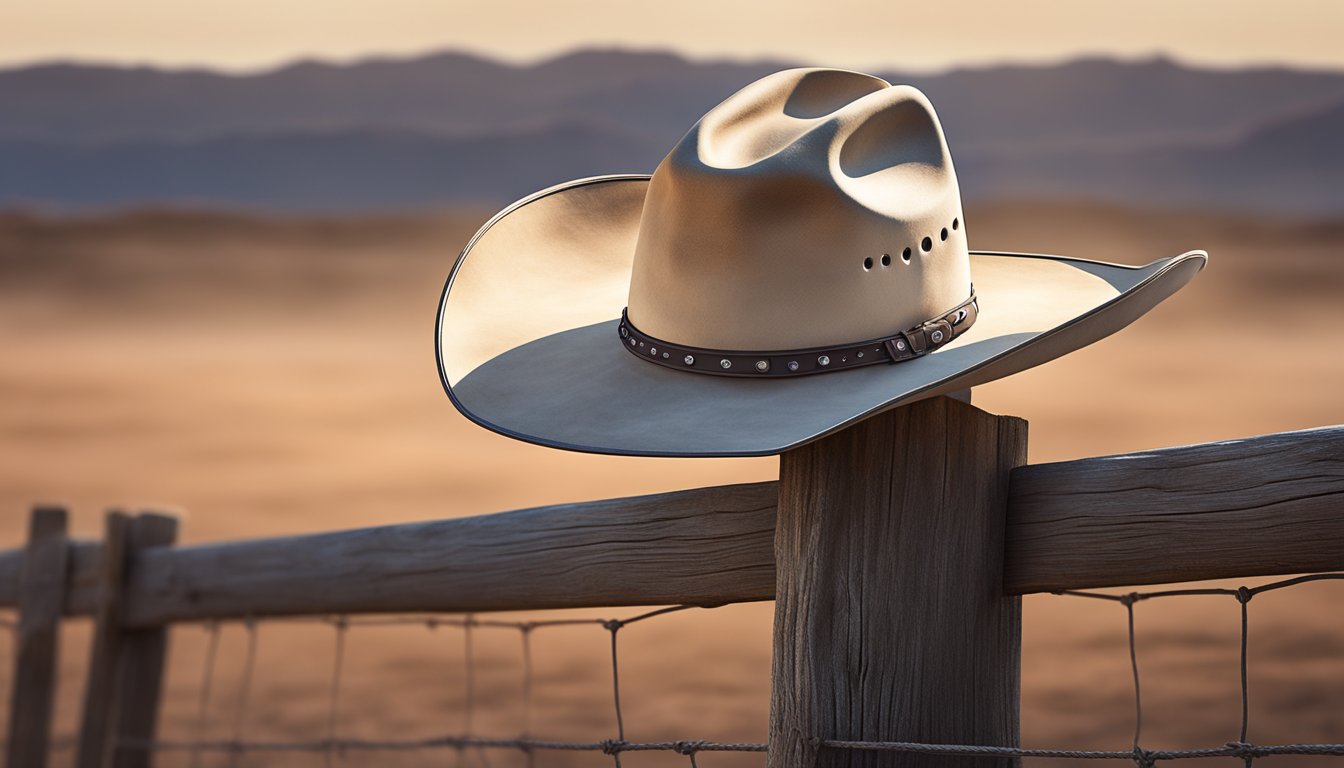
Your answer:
[112,513,179,768]
[118,482,779,626]
[769,397,1027,768]
[6,506,70,768]
[0,541,100,612]
[0,425,1338,623]
[1006,424,1344,593]
[77,511,131,768]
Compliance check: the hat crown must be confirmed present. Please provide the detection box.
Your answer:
[627,68,970,350]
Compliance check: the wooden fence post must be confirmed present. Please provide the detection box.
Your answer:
[768,396,1027,768]
[77,510,131,768]
[112,513,179,768]
[75,510,180,768]
[6,506,71,768]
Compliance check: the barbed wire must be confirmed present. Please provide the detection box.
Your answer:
[103,573,1344,766]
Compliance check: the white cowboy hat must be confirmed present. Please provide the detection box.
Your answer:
[435,68,1205,457]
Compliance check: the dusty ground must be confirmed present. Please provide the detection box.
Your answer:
[0,202,1341,767]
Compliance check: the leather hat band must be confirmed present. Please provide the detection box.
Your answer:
[618,289,978,378]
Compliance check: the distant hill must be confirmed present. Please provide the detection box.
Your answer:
[0,50,788,147]
[958,99,1344,213]
[0,123,660,209]
[1,48,1343,212]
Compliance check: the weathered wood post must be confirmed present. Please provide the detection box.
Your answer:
[77,510,180,768]
[113,513,179,768]
[77,510,131,768]
[7,506,71,768]
[769,396,1027,768]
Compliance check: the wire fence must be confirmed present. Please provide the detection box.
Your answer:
[11,574,1344,767]
[829,573,1344,766]
[123,605,763,768]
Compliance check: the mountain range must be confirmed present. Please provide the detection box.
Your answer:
[2,49,1343,212]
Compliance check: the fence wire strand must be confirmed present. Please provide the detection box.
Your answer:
[1125,596,1142,752]
[190,621,221,768]
[325,616,347,768]
[113,573,1344,766]
[519,624,534,768]
[228,619,258,768]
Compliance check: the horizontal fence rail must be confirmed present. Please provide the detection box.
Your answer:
[0,424,1339,625]
[1006,423,1344,592]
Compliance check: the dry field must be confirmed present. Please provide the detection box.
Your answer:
[0,201,1341,766]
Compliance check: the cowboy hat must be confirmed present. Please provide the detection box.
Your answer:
[435,68,1205,457]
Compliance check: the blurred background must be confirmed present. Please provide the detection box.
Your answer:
[1,1,1342,766]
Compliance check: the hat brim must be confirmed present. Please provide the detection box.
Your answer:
[437,175,1205,458]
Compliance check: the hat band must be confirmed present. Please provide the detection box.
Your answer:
[617,290,977,378]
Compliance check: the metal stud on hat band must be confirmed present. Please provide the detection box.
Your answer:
[618,289,977,378]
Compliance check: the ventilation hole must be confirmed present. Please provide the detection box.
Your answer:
[921,237,933,253]
[881,253,892,267]
[952,217,960,231]
[901,247,912,263]
[940,228,949,242]
[863,256,874,271]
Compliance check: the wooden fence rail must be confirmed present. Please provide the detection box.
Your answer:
[0,424,1338,625]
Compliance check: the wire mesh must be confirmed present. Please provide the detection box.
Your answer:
[107,574,1344,767]
[124,605,761,766]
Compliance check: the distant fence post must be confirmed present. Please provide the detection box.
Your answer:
[77,510,131,768]
[112,513,179,768]
[6,506,71,768]
[76,510,180,768]
[768,396,1027,768]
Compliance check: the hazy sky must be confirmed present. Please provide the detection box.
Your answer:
[5,0,1344,73]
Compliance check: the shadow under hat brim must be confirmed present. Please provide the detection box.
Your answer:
[437,175,1206,458]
